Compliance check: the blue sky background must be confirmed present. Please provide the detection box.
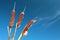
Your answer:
[0,0,60,40]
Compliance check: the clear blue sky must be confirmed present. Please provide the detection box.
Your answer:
[0,0,60,40]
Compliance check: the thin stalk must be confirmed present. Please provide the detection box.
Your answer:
[18,33,23,40]
[12,27,17,40]
[7,26,12,40]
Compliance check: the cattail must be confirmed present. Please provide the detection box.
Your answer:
[22,20,36,35]
[16,6,26,27]
[16,12,24,27]
[10,2,16,28]
[8,2,16,40]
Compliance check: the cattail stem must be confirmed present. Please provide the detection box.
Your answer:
[18,33,23,40]
[12,27,17,40]
[7,26,10,40]
[7,26,12,40]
